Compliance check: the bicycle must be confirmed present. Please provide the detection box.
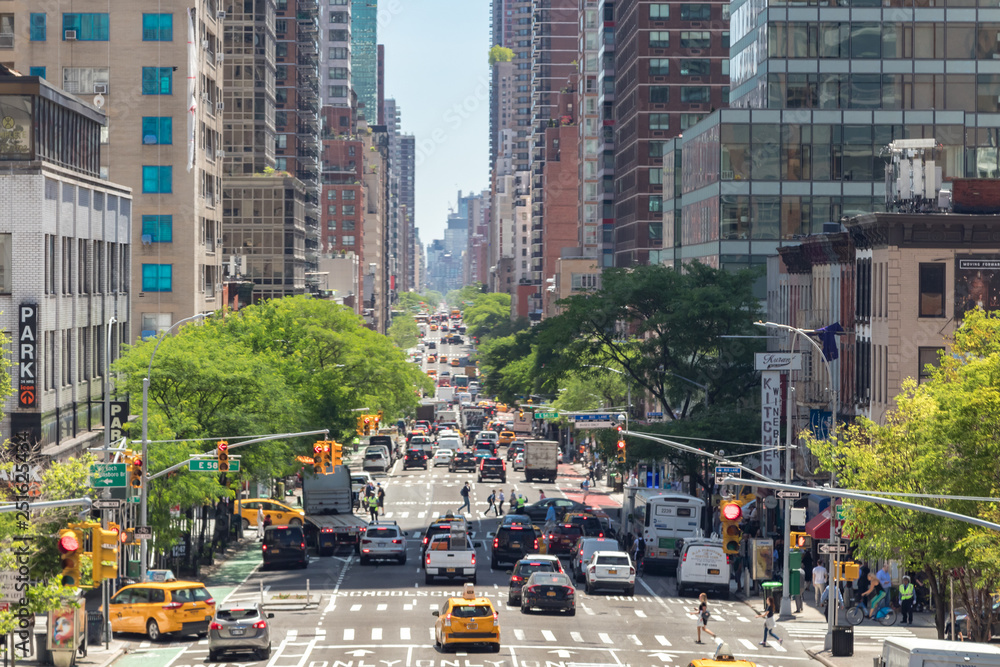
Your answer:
[845,599,897,626]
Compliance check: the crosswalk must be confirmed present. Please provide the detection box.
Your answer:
[783,621,915,646]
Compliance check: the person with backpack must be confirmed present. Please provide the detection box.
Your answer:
[483,489,497,516]
[457,482,471,513]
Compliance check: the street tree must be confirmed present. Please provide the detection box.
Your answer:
[388,314,420,349]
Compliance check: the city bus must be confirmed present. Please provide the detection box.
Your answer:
[450,309,461,320]
[620,489,705,571]
[452,374,470,389]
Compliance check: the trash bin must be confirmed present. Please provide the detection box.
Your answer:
[35,632,52,665]
[832,625,854,657]
[87,611,104,645]
[762,580,782,608]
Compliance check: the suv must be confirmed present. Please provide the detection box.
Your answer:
[449,451,477,472]
[359,520,407,565]
[404,448,429,470]
[564,513,606,538]
[569,537,618,582]
[506,555,564,605]
[478,457,507,483]
[362,450,389,473]
[585,551,635,596]
[545,523,585,556]
[262,525,308,570]
[506,441,525,461]
[491,523,541,569]
[368,435,396,460]
[108,581,215,641]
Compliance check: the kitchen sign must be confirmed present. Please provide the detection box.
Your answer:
[18,303,38,408]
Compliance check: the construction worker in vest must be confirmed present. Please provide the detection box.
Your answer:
[367,493,379,522]
[517,494,527,512]
[899,576,915,625]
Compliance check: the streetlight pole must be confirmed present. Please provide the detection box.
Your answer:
[756,321,838,647]
[102,316,116,645]
[140,312,210,582]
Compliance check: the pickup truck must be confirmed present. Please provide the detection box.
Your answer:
[424,530,477,585]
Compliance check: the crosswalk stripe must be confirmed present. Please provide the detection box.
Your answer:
[628,634,641,646]
[571,632,584,643]
[372,628,382,640]
[376,603,387,611]
[350,604,362,612]
[343,629,354,641]
[655,635,671,646]
[400,627,410,640]
[514,629,525,640]
[635,609,647,618]
[738,638,759,651]
[599,632,613,644]
[737,616,751,622]
[542,630,556,642]
[774,641,788,652]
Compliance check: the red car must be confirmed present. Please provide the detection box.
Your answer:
[546,523,585,556]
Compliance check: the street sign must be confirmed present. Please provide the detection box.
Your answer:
[776,490,802,500]
[572,413,615,429]
[818,542,849,555]
[188,459,241,472]
[134,526,153,540]
[127,496,140,504]
[534,412,558,419]
[93,499,123,511]
[646,411,663,418]
[0,571,22,602]
[835,504,846,520]
[714,465,741,485]
[90,462,127,488]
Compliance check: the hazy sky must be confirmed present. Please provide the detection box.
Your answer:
[379,0,491,246]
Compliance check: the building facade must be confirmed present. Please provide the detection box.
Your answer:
[318,0,351,107]
[350,0,376,121]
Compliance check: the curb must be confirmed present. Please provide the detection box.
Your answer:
[806,646,839,667]
[92,643,128,667]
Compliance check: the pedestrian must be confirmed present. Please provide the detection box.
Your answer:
[899,575,915,625]
[812,561,828,606]
[483,489,497,516]
[497,489,505,515]
[263,513,273,531]
[756,595,783,647]
[458,482,471,513]
[695,593,717,643]
[377,484,385,512]
[632,535,646,575]
[367,494,379,522]
[802,550,814,590]
[539,490,546,501]
[517,493,527,512]
[257,506,265,540]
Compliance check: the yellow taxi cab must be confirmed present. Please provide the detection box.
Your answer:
[687,642,758,667]
[427,354,438,363]
[430,324,438,331]
[427,369,437,377]
[439,355,449,364]
[497,431,516,446]
[106,580,216,641]
[450,358,461,367]
[432,583,500,653]
[235,498,305,530]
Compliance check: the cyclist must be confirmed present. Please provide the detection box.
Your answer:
[863,569,887,618]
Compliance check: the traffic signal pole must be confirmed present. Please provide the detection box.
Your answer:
[779,336,798,621]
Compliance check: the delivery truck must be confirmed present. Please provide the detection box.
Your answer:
[302,466,367,556]
[523,439,559,483]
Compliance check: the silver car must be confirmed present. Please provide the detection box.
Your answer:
[208,601,273,661]
[359,520,407,564]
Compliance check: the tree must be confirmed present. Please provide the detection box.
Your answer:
[396,291,442,314]
[388,314,419,349]
[489,45,515,66]
[541,263,764,420]
[463,293,511,339]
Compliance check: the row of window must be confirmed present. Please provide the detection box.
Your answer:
[650,31,730,50]
[325,189,356,200]
[649,85,726,104]
[324,219,356,231]
[29,13,172,42]
[647,59,729,77]
[648,4,725,20]
[43,235,128,296]
[325,205,356,215]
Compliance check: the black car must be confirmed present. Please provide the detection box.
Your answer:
[507,556,564,605]
[520,572,575,615]
[521,498,589,524]
[478,457,507,483]
[262,526,308,570]
[506,442,525,461]
[491,524,541,569]
[404,448,429,470]
[449,451,477,472]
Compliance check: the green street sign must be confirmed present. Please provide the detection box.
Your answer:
[534,412,558,419]
[188,459,241,472]
[127,496,140,504]
[835,505,846,520]
[91,463,127,488]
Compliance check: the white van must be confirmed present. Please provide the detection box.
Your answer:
[878,637,1000,667]
[675,538,730,597]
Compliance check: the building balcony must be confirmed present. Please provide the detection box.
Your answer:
[296,170,318,184]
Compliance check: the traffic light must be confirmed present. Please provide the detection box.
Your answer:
[57,528,82,587]
[363,416,371,435]
[375,412,382,429]
[720,500,744,555]
[329,441,343,468]
[91,525,120,584]
[129,456,143,490]
[616,439,626,463]
[790,531,810,549]
[216,441,230,472]
[121,528,137,546]
[313,443,326,473]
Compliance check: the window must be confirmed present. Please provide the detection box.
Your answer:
[326,189,337,200]
[142,13,172,41]
[681,59,710,76]
[649,113,670,130]
[650,31,669,48]
[649,3,669,18]
[342,189,356,200]
[341,220,355,231]
[649,141,665,158]
[917,347,943,383]
[681,31,711,48]
[30,13,45,41]
[29,66,46,79]
[62,13,109,40]
[681,86,710,103]
[650,86,669,104]
[342,235,356,246]
[918,264,945,317]
[0,233,11,293]
[329,47,347,59]
[142,215,173,243]
[326,219,337,230]
[342,204,356,215]
[681,4,711,20]
[650,168,663,185]
[62,67,109,94]
[142,166,172,193]
[649,196,663,212]
[650,59,669,76]
[142,264,173,292]
[328,67,348,79]
[680,113,707,129]
[141,117,172,144]
[327,205,337,215]
[142,67,172,95]
[328,85,348,98]
[571,273,599,290]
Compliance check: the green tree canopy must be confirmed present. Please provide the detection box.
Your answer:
[489,45,515,66]
[388,314,420,349]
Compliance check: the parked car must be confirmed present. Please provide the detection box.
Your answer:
[584,551,635,596]
[520,572,576,615]
[506,555,563,605]
[208,601,273,661]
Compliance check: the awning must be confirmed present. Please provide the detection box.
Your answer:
[806,506,832,540]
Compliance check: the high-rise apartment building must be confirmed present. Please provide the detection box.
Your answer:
[577,0,602,259]
[489,0,533,172]
[350,0,377,121]
[12,0,225,338]
[320,104,364,299]
[319,0,351,107]
[597,0,616,269]
[612,0,731,267]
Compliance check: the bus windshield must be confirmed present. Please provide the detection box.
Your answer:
[453,374,469,388]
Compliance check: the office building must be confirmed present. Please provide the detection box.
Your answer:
[0,71,132,455]
[319,0,351,107]
[12,0,224,338]
[399,134,415,291]
[350,0,377,121]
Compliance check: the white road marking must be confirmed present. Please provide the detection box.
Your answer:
[655,634,671,646]
[571,632,584,642]
[350,604,362,612]
[400,627,410,640]
[628,634,641,645]
[376,603,387,611]
[635,609,647,618]
[541,630,556,641]
[371,627,383,640]
[514,629,525,640]
[738,638,759,651]
[599,632,612,644]
[343,628,354,641]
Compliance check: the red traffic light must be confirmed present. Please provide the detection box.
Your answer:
[132,456,142,468]
[217,442,228,453]
[313,443,324,454]
[364,417,370,424]
[722,503,742,521]
[119,530,128,544]
[58,534,79,554]
[322,444,331,453]
[617,440,626,450]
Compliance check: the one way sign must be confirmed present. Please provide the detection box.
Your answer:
[818,542,849,555]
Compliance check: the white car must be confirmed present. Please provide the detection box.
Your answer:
[436,436,462,452]
[584,551,635,596]
[432,449,454,467]
[513,453,525,471]
[438,429,460,439]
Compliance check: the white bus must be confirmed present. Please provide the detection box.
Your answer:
[620,488,705,570]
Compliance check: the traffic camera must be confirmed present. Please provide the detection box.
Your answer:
[57,528,82,587]
[720,500,744,554]
[217,441,230,472]
[91,525,120,584]
[129,456,143,489]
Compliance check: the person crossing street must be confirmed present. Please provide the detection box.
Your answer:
[483,489,497,516]
[497,489,505,515]
[457,482,471,513]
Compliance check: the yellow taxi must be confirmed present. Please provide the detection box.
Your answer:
[439,355,449,364]
[430,324,438,331]
[497,431,516,446]
[687,642,758,667]
[106,580,215,641]
[427,369,437,377]
[235,498,305,530]
[450,358,461,367]
[427,354,438,363]
[432,583,500,653]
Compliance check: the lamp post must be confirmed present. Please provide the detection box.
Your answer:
[140,313,210,582]
[756,321,838,645]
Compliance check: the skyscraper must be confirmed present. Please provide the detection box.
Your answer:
[351,0,377,121]
[319,0,351,107]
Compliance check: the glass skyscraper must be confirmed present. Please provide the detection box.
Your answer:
[351,0,378,121]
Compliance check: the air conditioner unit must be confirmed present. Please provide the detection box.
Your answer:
[689,49,703,54]
[652,130,665,137]
[216,53,224,63]
[202,92,210,103]
[653,76,666,82]
[141,234,153,246]
[690,76,703,82]
[692,21,705,28]
[94,83,107,94]
[216,149,225,158]
[216,102,224,111]
[217,10,226,19]
[202,39,210,49]
[64,30,77,40]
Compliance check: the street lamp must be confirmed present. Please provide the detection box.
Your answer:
[756,321,838,645]
[140,312,211,582]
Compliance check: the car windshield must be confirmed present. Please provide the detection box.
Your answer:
[217,607,261,621]
[515,561,558,576]
[532,574,570,586]
[451,604,493,618]
[597,555,630,566]
[173,586,212,603]
[364,452,384,459]
[265,528,303,547]
[366,528,397,538]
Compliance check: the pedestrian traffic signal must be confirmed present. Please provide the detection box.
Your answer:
[91,525,120,584]
[720,501,743,554]
[217,441,230,472]
[57,528,82,587]
[129,456,143,489]
[617,439,626,463]
[790,531,810,549]
[329,441,343,468]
